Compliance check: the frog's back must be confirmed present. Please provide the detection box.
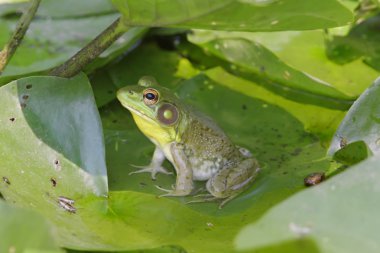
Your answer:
[180,108,242,180]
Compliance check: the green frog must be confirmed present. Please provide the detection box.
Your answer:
[116,76,260,208]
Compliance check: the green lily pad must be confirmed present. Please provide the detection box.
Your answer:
[188,29,379,98]
[0,200,63,253]
[333,140,371,165]
[326,13,380,70]
[0,14,145,85]
[235,154,380,252]
[0,73,108,202]
[112,0,353,31]
[0,0,116,18]
[0,73,330,252]
[107,41,183,89]
[329,78,380,156]
[192,37,354,109]
[37,0,116,18]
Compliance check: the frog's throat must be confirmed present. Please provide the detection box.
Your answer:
[122,104,156,124]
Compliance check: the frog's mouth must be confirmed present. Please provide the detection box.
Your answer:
[121,103,156,124]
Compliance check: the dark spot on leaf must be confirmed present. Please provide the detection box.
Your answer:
[26,84,32,89]
[291,148,302,156]
[139,182,147,187]
[20,103,26,108]
[22,95,29,100]
[107,90,113,94]
[242,104,247,110]
[304,172,325,187]
[112,119,117,123]
[260,66,266,72]
[9,117,15,122]
[2,176,10,185]
[54,160,61,171]
[282,171,288,175]
[50,178,57,187]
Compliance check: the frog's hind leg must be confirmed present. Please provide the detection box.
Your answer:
[206,158,260,207]
[129,147,173,180]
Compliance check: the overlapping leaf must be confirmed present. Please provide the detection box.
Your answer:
[112,0,353,31]
[329,78,380,156]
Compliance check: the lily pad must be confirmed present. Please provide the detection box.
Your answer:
[0,73,330,252]
[188,29,379,97]
[107,41,183,89]
[112,0,353,31]
[0,0,116,18]
[333,140,371,165]
[329,77,380,156]
[0,73,108,203]
[0,200,63,253]
[326,13,380,70]
[235,154,380,253]
[0,14,145,85]
[192,37,354,109]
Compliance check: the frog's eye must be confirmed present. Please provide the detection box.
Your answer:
[143,88,159,105]
[157,103,179,125]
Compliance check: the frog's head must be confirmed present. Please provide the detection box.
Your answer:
[116,76,184,144]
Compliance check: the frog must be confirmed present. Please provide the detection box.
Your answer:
[116,76,260,208]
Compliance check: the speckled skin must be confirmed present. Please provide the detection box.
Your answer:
[180,111,243,180]
[117,77,260,207]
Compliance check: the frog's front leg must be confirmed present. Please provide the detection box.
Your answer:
[157,142,193,197]
[129,146,173,180]
[206,158,260,208]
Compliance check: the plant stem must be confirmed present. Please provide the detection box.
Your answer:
[49,17,128,78]
[0,0,41,74]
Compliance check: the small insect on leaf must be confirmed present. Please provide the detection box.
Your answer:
[304,172,325,186]
[58,196,76,214]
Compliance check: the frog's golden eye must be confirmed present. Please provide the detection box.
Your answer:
[157,103,179,125]
[143,88,159,105]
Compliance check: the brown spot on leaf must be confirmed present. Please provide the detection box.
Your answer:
[54,160,61,171]
[2,176,10,185]
[9,117,15,122]
[26,84,32,89]
[20,103,26,108]
[22,95,29,100]
[50,178,57,187]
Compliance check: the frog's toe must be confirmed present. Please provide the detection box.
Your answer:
[130,164,173,180]
[155,184,174,193]
[155,185,191,197]
[187,196,217,204]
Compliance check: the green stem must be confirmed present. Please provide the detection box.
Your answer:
[49,17,128,78]
[0,0,41,74]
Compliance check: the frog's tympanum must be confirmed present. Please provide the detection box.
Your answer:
[117,77,260,207]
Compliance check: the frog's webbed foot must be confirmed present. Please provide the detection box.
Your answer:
[129,164,172,180]
[155,185,191,197]
[187,194,226,209]
[187,194,236,209]
[129,147,173,180]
